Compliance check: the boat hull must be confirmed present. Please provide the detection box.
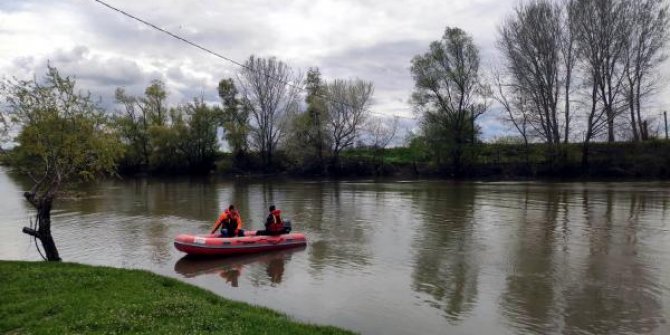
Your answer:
[174,232,307,256]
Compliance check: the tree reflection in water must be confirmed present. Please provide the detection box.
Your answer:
[499,185,566,333]
[497,184,666,334]
[562,189,664,334]
[410,183,480,323]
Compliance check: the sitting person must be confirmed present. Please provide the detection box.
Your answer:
[210,205,244,237]
[256,205,287,236]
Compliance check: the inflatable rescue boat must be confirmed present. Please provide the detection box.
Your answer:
[174,231,307,256]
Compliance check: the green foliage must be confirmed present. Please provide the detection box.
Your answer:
[116,82,220,174]
[282,68,331,173]
[115,83,166,169]
[410,27,486,175]
[1,66,122,196]
[174,99,221,172]
[303,68,329,162]
[144,80,168,126]
[218,78,250,158]
[0,261,354,335]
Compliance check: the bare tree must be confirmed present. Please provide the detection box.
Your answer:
[573,0,631,144]
[498,0,566,145]
[366,116,399,173]
[368,116,399,150]
[493,70,532,167]
[326,79,374,168]
[624,0,670,141]
[561,0,578,143]
[237,55,301,168]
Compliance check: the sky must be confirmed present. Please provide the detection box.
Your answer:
[1,0,668,141]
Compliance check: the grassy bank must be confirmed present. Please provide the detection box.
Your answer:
[0,261,353,335]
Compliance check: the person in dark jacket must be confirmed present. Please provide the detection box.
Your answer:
[257,205,285,236]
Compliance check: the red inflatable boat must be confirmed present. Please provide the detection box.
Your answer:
[174,231,307,256]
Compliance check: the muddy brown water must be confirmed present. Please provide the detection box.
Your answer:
[1,167,669,334]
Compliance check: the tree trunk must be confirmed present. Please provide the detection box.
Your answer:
[607,110,615,143]
[629,89,640,142]
[22,196,61,261]
[635,82,645,141]
[581,141,590,171]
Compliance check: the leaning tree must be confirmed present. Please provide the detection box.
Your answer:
[1,66,122,261]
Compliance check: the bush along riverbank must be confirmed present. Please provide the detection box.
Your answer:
[6,140,670,180]
[0,261,353,335]
[211,140,670,180]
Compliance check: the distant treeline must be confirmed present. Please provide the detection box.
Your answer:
[332,141,670,179]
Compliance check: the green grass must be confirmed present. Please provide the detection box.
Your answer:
[0,261,354,335]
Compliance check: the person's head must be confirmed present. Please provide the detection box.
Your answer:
[229,204,235,211]
[269,205,276,212]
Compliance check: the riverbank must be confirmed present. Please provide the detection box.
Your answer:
[0,261,353,335]
[5,140,670,180]
[211,141,670,180]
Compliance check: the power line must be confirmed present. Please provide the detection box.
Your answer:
[90,0,414,120]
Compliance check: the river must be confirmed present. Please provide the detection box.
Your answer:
[1,167,669,334]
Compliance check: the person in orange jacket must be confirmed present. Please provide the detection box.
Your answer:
[211,205,244,237]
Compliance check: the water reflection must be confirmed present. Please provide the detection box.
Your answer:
[1,170,669,335]
[287,182,373,276]
[410,183,480,323]
[495,184,667,334]
[499,185,568,333]
[174,247,305,288]
[562,188,665,334]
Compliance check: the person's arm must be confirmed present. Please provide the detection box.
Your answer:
[211,213,225,234]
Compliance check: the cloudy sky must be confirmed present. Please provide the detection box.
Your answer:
[1,0,668,140]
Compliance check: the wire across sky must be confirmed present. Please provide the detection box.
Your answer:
[90,0,414,120]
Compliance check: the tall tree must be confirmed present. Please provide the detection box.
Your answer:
[561,0,578,143]
[218,78,249,159]
[410,27,487,175]
[175,98,220,172]
[325,79,374,168]
[304,67,329,170]
[498,0,566,145]
[0,66,122,261]
[624,0,669,141]
[144,79,168,126]
[573,0,631,144]
[115,79,169,169]
[237,55,301,169]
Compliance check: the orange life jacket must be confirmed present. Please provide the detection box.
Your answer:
[212,210,242,235]
[269,209,283,232]
[224,209,243,233]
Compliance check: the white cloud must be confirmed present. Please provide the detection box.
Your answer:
[2,0,668,140]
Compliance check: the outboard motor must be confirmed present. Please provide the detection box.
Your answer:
[283,219,292,234]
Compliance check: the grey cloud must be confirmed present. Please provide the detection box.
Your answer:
[4,0,667,141]
[8,45,222,110]
[45,47,146,87]
[0,0,34,13]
